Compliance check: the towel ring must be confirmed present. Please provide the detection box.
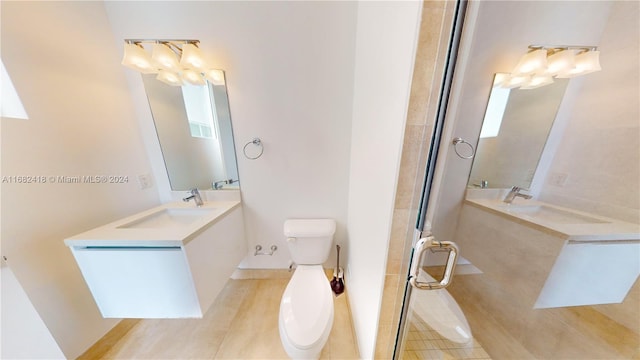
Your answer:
[452,137,475,159]
[243,138,264,160]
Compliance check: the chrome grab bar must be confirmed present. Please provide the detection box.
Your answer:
[409,236,459,290]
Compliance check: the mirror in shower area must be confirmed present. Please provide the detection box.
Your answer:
[142,73,240,191]
[467,73,569,189]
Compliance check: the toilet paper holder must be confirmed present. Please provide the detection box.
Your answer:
[254,244,278,256]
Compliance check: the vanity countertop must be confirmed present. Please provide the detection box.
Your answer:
[64,200,241,247]
[465,198,640,242]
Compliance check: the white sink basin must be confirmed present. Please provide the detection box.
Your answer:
[500,204,609,224]
[117,208,216,229]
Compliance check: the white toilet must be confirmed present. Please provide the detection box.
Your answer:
[279,219,336,359]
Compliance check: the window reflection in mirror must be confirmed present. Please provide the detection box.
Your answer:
[468,73,569,189]
[183,85,216,139]
[142,73,239,191]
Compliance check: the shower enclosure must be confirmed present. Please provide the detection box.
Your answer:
[391,1,640,359]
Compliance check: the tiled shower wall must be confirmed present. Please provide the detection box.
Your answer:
[375,1,457,358]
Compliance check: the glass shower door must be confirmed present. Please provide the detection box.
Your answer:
[394,1,640,359]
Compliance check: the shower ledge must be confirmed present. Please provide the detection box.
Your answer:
[465,198,640,242]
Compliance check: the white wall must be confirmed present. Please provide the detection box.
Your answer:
[1,262,65,359]
[1,2,160,358]
[347,2,422,358]
[104,1,357,269]
[539,1,640,224]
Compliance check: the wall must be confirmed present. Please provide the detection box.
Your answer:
[346,1,422,358]
[539,1,640,224]
[1,262,65,359]
[1,2,160,358]
[375,1,458,357]
[429,1,613,244]
[104,1,357,269]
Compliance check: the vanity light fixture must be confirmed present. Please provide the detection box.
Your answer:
[121,39,222,86]
[503,45,601,89]
[151,42,182,73]
[520,74,554,89]
[156,69,183,86]
[121,42,157,74]
[511,49,548,75]
[205,69,226,86]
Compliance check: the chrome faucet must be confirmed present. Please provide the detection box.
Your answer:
[213,179,239,190]
[503,186,532,204]
[183,188,203,206]
[213,180,227,190]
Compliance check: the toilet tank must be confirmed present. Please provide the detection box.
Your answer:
[284,219,336,265]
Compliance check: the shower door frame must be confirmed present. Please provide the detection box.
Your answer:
[392,0,470,358]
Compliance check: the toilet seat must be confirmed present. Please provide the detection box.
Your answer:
[280,265,334,350]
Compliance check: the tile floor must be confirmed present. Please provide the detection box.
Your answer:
[401,316,491,360]
[80,270,359,359]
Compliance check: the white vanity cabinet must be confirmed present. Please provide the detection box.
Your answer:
[70,246,199,318]
[65,201,246,318]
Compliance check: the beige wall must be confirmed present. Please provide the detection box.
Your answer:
[539,1,640,224]
[375,1,457,358]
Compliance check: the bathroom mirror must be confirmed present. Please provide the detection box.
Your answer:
[467,73,569,189]
[142,73,240,191]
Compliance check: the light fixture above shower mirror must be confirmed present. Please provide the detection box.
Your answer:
[468,73,569,189]
[499,45,601,90]
[121,39,225,86]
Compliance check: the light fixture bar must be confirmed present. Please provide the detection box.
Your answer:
[528,45,598,53]
[501,44,602,90]
[125,39,200,45]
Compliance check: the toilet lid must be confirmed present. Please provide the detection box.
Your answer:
[281,266,334,350]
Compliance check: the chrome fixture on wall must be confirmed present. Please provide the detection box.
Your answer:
[121,39,225,86]
[243,138,264,160]
[500,45,601,89]
[452,137,475,159]
[254,245,278,256]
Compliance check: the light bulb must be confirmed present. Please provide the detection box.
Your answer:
[205,69,226,85]
[152,43,181,72]
[545,50,575,76]
[511,49,548,75]
[121,43,157,74]
[557,50,601,78]
[182,69,206,86]
[156,70,183,86]
[520,75,554,89]
[181,43,207,70]
[500,74,530,89]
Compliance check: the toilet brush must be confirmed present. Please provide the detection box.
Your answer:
[330,245,345,296]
